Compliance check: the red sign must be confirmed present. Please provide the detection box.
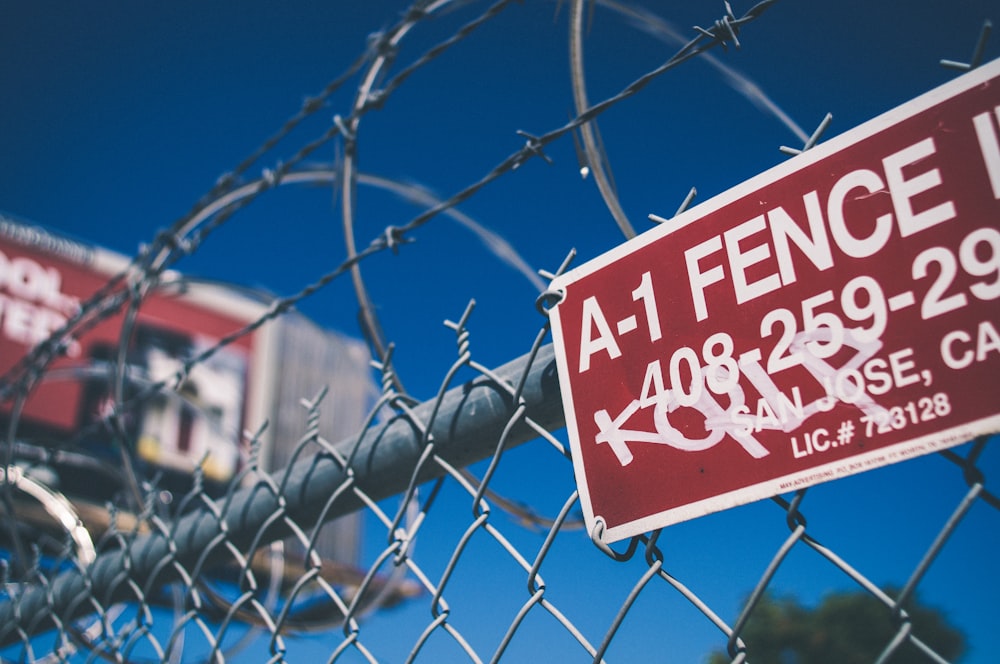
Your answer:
[550,59,1000,543]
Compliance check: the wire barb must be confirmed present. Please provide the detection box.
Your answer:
[940,19,993,71]
[514,130,554,166]
[694,1,742,49]
[0,2,992,663]
[780,112,833,155]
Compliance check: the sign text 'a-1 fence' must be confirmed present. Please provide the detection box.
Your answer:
[550,58,1000,544]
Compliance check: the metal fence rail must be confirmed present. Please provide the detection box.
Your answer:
[0,340,563,644]
[0,1,996,662]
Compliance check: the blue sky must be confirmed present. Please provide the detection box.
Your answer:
[2,1,999,662]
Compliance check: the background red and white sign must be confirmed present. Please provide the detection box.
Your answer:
[0,219,256,483]
[550,59,1000,543]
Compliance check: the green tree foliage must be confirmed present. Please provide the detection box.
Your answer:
[707,588,965,663]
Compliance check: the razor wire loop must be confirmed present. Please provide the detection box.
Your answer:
[341,0,517,381]
[376,0,780,245]
[3,3,997,663]
[586,2,732,195]
[0,0,490,398]
[362,0,517,118]
[569,0,635,239]
[0,0,776,405]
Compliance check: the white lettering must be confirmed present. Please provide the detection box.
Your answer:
[791,434,809,459]
[668,129,965,322]
[972,107,1000,199]
[940,321,999,369]
[578,296,621,372]
[833,368,865,403]
[0,293,73,350]
[862,358,893,395]
[942,329,973,369]
[827,169,893,258]
[811,428,831,452]
[977,320,1000,361]
[883,138,956,236]
[685,235,725,322]
[768,191,834,286]
[888,347,920,388]
[724,215,782,306]
[754,398,781,432]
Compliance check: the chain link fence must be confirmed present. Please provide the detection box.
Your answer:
[1,1,997,662]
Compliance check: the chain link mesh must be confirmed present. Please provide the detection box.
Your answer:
[1,1,996,662]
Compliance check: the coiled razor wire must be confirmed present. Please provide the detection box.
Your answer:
[0,1,996,662]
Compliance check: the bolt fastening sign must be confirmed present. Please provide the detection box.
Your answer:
[549,59,1000,544]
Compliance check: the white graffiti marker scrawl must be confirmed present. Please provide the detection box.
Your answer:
[549,59,1000,543]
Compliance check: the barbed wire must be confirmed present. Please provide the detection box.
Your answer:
[0,1,995,663]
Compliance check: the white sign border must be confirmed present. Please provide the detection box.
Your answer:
[549,58,1000,544]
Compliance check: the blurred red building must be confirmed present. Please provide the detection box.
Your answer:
[0,211,374,568]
